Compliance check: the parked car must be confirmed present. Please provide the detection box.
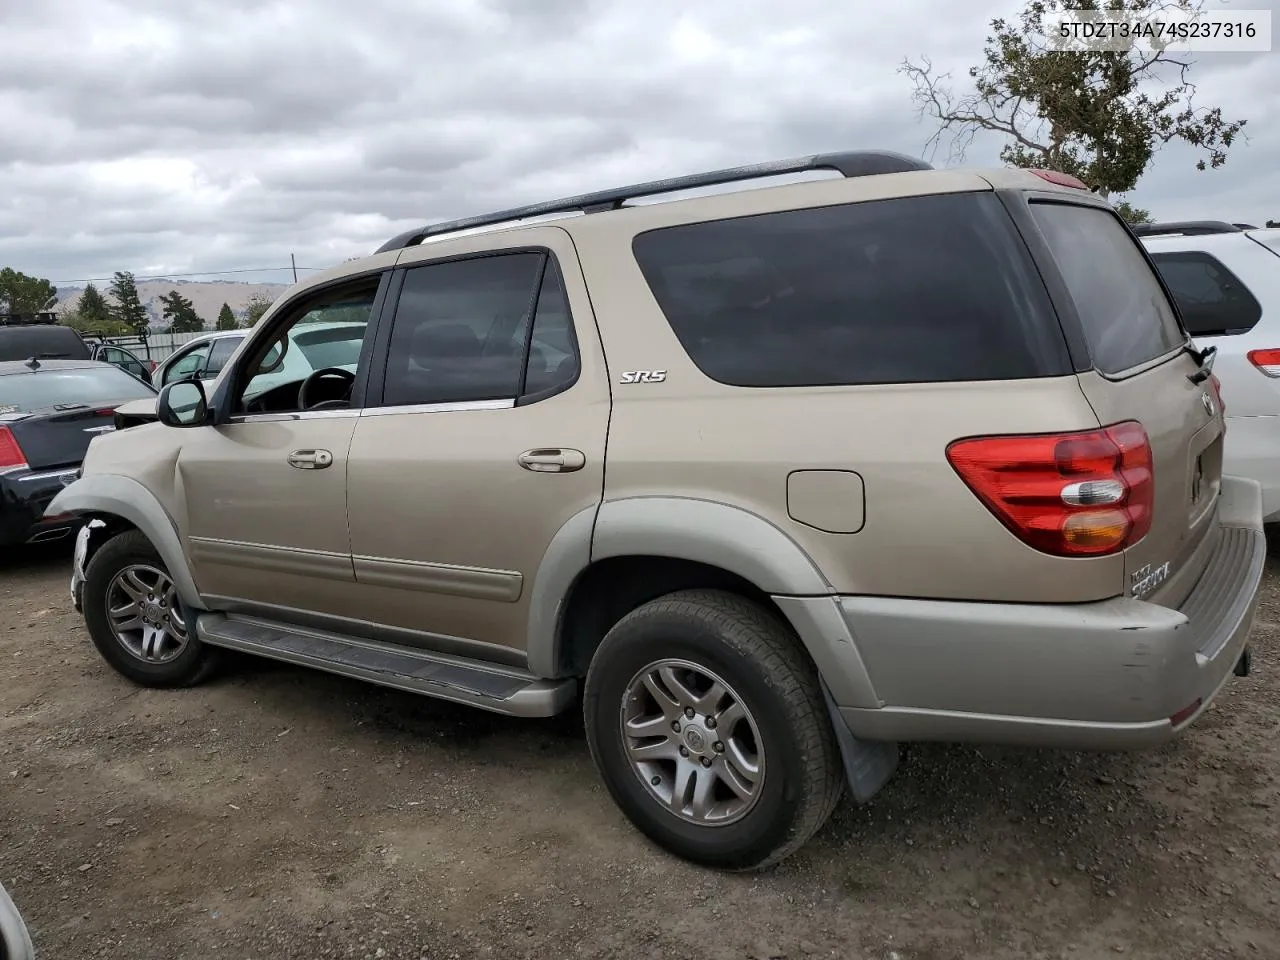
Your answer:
[1138,221,1280,522]
[49,151,1263,870]
[155,321,365,403]
[1,358,156,547]
[0,312,152,383]
[0,879,34,960]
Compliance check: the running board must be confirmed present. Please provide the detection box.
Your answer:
[195,613,576,717]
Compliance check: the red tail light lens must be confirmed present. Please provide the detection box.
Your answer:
[0,426,28,471]
[1247,348,1280,378]
[946,421,1154,557]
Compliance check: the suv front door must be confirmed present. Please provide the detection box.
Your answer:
[175,275,388,617]
[345,233,609,662]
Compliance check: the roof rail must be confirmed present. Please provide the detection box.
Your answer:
[0,311,59,327]
[1130,220,1243,238]
[375,150,934,254]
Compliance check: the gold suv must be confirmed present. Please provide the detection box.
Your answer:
[50,151,1265,870]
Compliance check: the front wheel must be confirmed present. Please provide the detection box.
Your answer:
[82,529,218,687]
[583,589,844,870]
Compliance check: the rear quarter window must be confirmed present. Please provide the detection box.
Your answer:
[1029,202,1185,374]
[630,192,1071,388]
[1147,251,1262,337]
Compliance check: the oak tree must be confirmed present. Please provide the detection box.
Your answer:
[900,0,1247,202]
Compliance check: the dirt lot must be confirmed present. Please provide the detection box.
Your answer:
[2,543,1279,960]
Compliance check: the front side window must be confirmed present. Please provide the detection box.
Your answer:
[163,344,211,384]
[204,336,242,377]
[381,252,580,407]
[235,282,379,413]
[1148,251,1263,337]
[1030,202,1185,374]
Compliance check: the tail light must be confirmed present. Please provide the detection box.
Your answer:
[1246,348,1280,378]
[0,426,28,471]
[947,421,1154,557]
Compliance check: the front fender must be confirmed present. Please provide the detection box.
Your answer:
[46,474,205,611]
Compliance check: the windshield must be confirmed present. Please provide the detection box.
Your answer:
[0,365,155,413]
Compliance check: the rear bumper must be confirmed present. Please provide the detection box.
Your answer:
[0,466,82,547]
[1220,414,1280,522]
[788,475,1265,751]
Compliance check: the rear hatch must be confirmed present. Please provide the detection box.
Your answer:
[4,405,120,470]
[1026,200,1225,605]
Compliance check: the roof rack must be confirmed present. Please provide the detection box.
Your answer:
[1130,220,1244,238]
[0,311,59,327]
[375,150,934,254]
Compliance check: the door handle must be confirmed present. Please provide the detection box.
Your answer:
[288,448,334,470]
[518,448,586,473]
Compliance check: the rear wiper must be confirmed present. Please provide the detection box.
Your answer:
[1185,342,1217,384]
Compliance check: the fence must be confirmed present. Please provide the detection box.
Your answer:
[96,329,220,364]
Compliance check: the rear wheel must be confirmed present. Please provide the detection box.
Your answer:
[583,589,844,870]
[82,529,218,687]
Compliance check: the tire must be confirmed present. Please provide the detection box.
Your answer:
[583,589,844,870]
[82,529,218,688]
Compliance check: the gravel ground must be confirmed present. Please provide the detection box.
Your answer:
[2,541,1279,960]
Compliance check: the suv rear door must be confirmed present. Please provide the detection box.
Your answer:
[344,230,608,660]
[1026,200,1224,604]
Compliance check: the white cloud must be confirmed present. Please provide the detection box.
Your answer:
[0,0,1275,288]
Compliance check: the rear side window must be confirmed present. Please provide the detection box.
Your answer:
[1148,251,1263,337]
[630,192,1069,388]
[382,252,580,407]
[1030,203,1185,374]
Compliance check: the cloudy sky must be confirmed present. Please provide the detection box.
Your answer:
[0,0,1276,289]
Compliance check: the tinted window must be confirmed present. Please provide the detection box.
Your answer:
[0,325,91,362]
[204,336,242,376]
[383,253,545,406]
[0,365,155,412]
[1030,202,1184,374]
[521,260,580,398]
[631,192,1068,388]
[163,344,210,384]
[1148,251,1263,337]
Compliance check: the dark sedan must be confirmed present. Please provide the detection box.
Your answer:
[0,358,156,547]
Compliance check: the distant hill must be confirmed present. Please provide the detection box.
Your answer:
[55,279,291,330]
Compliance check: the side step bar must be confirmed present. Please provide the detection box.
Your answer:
[195,613,576,717]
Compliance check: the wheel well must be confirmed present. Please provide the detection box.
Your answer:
[79,513,138,568]
[556,555,793,677]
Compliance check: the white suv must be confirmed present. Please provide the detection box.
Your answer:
[1140,222,1280,522]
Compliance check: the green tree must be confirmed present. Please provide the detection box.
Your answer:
[900,0,1247,200]
[108,271,150,332]
[160,290,204,334]
[0,267,58,315]
[215,302,238,330]
[62,282,132,336]
[242,294,273,328]
[76,283,112,327]
[1113,200,1153,224]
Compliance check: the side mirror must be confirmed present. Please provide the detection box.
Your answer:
[137,366,154,386]
[156,379,209,428]
[0,881,35,960]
